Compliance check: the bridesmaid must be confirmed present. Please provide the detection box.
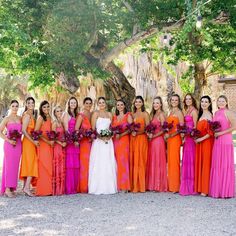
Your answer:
[179,94,198,196]
[194,96,213,197]
[20,97,38,197]
[112,99,132,192]
[165,94,184,193]
[146,96,167,192]
[75,97,93,193]
[0,100,22,197]
[52,106,66,196]
[63,97,80,194]
[35,101,53,196]
[209,95,236,198]
[130,96,150,193]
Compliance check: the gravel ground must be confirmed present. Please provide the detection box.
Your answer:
[0,141,236,236]
[0,191,236,236]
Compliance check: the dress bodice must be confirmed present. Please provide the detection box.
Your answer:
[40,119,52,137]
[166,115,179,134]
[134,116,145,132]
[184,115,194,129]
[96,117,111,133]
[213,109,230,131]
[150,118,162,134]
[68,117,76,133]
[6,123,22,135]
[80,113,92,130]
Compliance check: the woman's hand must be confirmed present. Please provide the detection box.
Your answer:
[195,138,202,144]
[147,133,153,139]
[131,131,137,137]
[214,132,222,138]
[115,134,121,140]
[49,140,54,147]
[34,140,40,147]
[8,139,16,146]
[74,141,79,147]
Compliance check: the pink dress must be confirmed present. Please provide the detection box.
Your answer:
[146,118,167,192]
[53,126,65,195]
[179,115,196,196]
[1,123,22,194]
[65,117,80,194]
[209,108,235,198]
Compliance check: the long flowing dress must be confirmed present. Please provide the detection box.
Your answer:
[1,123,22,194]
[194,119,213,195]
[166,115,182,192]
[209,109,235,198]
[36,119,53,196]
[65,117,80,194]
[146,118,167,192]
[129,116,148,193]
[112,113,130,191]
[89,117,117,195]
[78,114,92,193]
[179,115,196,195]
[20,116,38,182]
[53,126,65,196]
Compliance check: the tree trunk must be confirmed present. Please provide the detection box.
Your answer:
[56,72,80,94]
[104,61,135,111]
[194,63,207,100]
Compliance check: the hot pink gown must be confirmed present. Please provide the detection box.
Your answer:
[53,126,65,195]
[179,115,196,196]
[65,117,80,194]
[209,108,235,198]
[1,123,22,194]
[146,118,167,192]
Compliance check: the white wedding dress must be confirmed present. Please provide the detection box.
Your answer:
[88,117,117,195]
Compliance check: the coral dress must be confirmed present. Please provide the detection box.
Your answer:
[78,114,92,193]
[129,116,148,193]
[146,118,167,192]
[112,113,130,191]
[194,119,213,195]
[1,123,22,194]
[36,119,53,196]
[65,117,80,194]
[209,109,235,198]
[20,116,38,180]
[166,115,182,192]
[53,126,65,196]
[179,115,196,196]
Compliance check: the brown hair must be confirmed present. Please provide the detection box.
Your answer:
[217,95,229,109]
[150,96,164,118]
[115,99,128,116]
[133,96,145,113]
[67,97,79,118]
[169,94,182,110]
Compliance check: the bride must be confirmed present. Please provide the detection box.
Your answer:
[88,97,117,195]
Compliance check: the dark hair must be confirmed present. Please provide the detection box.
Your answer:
[97,97,106,103]
[150,96,164,118]
[169,94,182,110]
[115,99,128,116]
[83,97,93,104]
[24,97,35,114]
[39,100,50,121]
[183,93,197,111]
[217,95,229,109]
[197,95,213,120]
[67,97,79,118]
[10,100,19,105]
[133,96,145,113]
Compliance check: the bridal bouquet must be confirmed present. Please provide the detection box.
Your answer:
[31,130,43,141]
[208,120,221,133]
[177,124,188,134]
[110,124,123,134]
[189,128,201,139]
[82,128,97,140]
[145,123,157,134]
[161,121,173,133]
[46,131,60,141]
[8,129,22,146]
[99,129,113,144]
[126,122,141,133]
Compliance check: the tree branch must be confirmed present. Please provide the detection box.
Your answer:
[99,21,184,68]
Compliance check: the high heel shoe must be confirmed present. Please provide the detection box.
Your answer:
[5,190,15,198]
[23,189,34,197]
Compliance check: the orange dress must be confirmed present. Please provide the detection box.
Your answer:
[112,113,130,191]
[36,119,53,196]
[166,115,182,192]
[129,116,148,192]
[194,119,213,195]
[78,114,92,193]
[20,116,38,181]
